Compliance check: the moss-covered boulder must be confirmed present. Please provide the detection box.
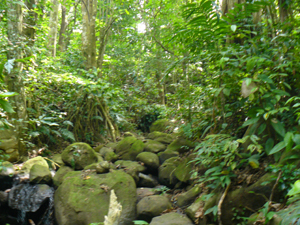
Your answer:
[166,137,195,153]
[149,119,173,133]
[150,212,194,225]
[136,152,159,171]
[115,137,145,160]
[61,143,98,170]
[137,195,172,222]
[53,166,74,187]
[157,150,179,164]
[144,140,166,153]
[147,132,174,144]
[136,188,158,203]
[185,198,205,222]
[115,136,136,153]
[21,156,49,175]
[158,157,180,188]
[177,185,202,207]
[0,161,14,176]
[84,161,111,174]
[52,154,64,167]
[122,140,145,161]
[114,160,146,182]
[54,170,136,225]
[29,164,52,184]
[174,155,195,182]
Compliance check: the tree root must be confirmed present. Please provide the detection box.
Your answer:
[218,183,231,225]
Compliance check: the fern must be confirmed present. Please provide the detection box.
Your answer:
[60,128,76,142]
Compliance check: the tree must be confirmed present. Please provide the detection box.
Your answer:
[81,0,97,69]
[6,0,28,156]
[48,0,59,57]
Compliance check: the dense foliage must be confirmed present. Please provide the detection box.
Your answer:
[1,0,300,222]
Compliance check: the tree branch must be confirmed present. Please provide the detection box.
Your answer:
[152,35,175,55]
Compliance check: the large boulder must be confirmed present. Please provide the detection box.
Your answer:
[114,160,146,182]
[61,143,98,170]
[54,170,136,225]
[150,212,194,225]
[157,150,179,164]
[29,164,52,184]
[115,137,144,160]
[9,183,54,212]
[166,137,195,153]
[144,140,166,153]
[174,155,195,182]
[53,166,74,187]
[158,157,180,188]
[136,152,160,171]
[20,156,50,178]
[147,132,174,144]
[137,195,172,222]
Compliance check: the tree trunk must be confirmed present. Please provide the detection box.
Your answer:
[6,0,28,157]
[81,0,97,70]
[97,0,116,78]
[48,0,59,57]
[58,4,67,52]
[278,0,290,23]
[23,0,37,51]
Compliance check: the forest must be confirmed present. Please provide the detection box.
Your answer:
[1,0,300,224]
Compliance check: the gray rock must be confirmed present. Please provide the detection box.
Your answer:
[137,195,172,222]
[138,173,159,188]
[150,212,194,225]
[9,184,53,212]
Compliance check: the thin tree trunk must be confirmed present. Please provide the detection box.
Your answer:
[6,0,28,157]
[48,0,59,57]
[23,0,37,52]
[81,0,97,69]
[58,4,67,52]
[278,0,289,23]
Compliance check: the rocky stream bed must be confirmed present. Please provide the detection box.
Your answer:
[0,119,297,225]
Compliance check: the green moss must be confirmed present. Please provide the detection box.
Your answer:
[55,170,136,224]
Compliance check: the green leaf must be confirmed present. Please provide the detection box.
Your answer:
[223,88,230,96]
[257,123,266,135]
[266,211,276,222]
[269,141,285,155]
[245,78,252,86]
[242,117,260,127]
[270,119,285,137]
[293,134,300,145]
[0,99,15,113]
[287,180,300,197]
[0,92,18,97]
[284,132,294,151]
[231,25,237,32]
[265,138,274,155]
